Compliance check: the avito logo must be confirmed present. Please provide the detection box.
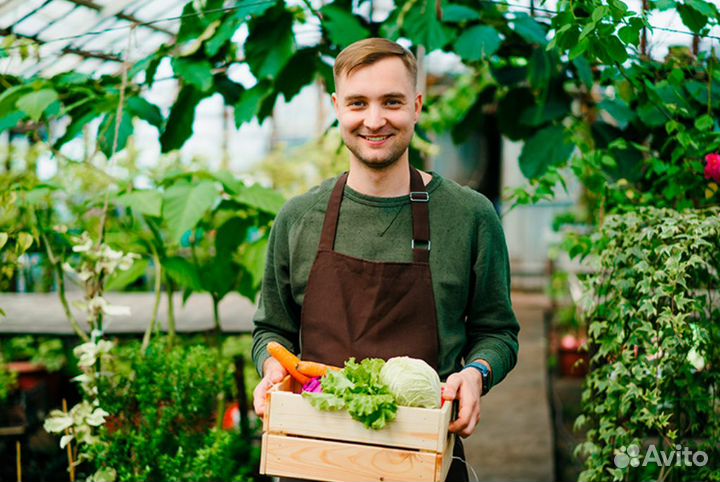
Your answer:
[614,444,709,469]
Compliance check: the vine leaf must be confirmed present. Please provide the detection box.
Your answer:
[455,26,502,62]
[245,5,296,80]
[16,89,58,122]
[519,125,575,178]
[162,181,217,244]
[321,5,370,49]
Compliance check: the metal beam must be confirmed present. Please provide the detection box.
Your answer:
[63,0,175,36]
[0,26,122,62]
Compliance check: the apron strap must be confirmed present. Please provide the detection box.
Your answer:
[409,167,431,263]
[318,168,431,263]
[318,171,349,251]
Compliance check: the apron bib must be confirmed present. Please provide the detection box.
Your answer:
[300,166,438,368]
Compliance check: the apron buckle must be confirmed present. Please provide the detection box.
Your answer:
[411,239,431,250]
[410,191,429,202]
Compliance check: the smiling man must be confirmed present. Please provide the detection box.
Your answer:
[252,38,519,482]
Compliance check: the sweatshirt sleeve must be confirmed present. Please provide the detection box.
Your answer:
[251,206,302,376]
[463,199,520,390]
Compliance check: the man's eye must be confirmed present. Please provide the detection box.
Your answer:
[386,99,402,106]
[350,101,365,108]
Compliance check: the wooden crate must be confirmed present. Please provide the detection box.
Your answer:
[260,376,455,482]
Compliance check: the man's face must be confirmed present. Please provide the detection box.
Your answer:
[333,57,422,170]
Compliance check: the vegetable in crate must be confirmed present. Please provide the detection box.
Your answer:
[302,358,398,430]
[380,356,442,409]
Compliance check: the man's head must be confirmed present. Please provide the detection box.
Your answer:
[332,38,422,171]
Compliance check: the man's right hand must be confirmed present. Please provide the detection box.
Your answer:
[253,356,288,417]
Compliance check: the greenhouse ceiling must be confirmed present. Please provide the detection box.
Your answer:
[0,0,187,77]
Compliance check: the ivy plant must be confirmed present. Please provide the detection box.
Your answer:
[574,207,720,481]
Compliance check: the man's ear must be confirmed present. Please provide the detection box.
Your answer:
[414,93,423,122]
[332,93,338,112]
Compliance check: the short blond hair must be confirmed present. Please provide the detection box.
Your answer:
[333,38,417,89]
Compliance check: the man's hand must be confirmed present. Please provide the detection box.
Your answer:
[253,357,288,417]
[442,367,484,438]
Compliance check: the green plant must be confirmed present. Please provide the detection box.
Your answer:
[2,336,67,371]
[87,338,257,482]
[574,207,720,481]
[0,355,17,404]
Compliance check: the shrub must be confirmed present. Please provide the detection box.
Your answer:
[576,207,720,481]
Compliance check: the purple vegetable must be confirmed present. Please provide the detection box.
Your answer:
[302,377,322,393]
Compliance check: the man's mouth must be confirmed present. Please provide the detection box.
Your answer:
[360,134,393,142]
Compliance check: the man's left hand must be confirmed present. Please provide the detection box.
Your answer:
[443,367,483,438]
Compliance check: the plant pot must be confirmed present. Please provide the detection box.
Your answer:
[7,361,48,392]
[558,348,589,377]
[557,335,589,377]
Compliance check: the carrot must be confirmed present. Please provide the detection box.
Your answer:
[267,341,310,385]
[296,360,341,378]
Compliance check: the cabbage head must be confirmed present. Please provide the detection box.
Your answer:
[380,357,441,408]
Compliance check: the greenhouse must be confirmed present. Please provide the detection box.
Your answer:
[0,0,718,481]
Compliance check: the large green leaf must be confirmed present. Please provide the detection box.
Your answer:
[321,5,370,49]
[205,15,241,57]
[497,87,536,140]
[164,256,203,291]
[201,257,236,298]
[245,5,296,80]
[214,75,244,105]
[685,80,720,105]
[115,190,163,218]
[171,58,214,92]
[212,170,245,195]
[403,0,454,52]
[216,216,253,257]
[162,181,218,243]
[16,89,58,122]
[602,35,628,63]
[98,112,133,158]
[126,96,163,128]
[599,98,635,129]
[686,0,717,16]
[442,5,481,23]
[234,82,270,127]
[572,57,594,89]
[512,13,547,45]
[677,4,707,33]
[235,236,269,293]
[275,48,319,102]
[0,112,25,133]
[106,259,149,291]
[636,104,666,127]
[528,48,553,91]
[0,85,31,116]
[233,0,275,19]
[160,85,206,153]
[518,125,575,179]
[455,26,502,62]
[234,184,285,215]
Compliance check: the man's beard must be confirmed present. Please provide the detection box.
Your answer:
[344,138,408,171]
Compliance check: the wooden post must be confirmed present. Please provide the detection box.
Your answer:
[62,399,76,482]
[16,440,21,482]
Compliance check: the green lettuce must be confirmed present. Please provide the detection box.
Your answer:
[302,358,398,430]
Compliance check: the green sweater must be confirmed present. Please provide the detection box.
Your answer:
[251,173,519,389]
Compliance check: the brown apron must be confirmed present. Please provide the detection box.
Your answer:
[300,166,438,368]
[285,167,469,482]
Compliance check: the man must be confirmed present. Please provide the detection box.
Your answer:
[252,38,519,480]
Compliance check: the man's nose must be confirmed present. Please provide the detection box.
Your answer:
[363,105,387,130]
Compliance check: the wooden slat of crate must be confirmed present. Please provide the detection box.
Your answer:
[266,390,452,452]
[260,432,455,482]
